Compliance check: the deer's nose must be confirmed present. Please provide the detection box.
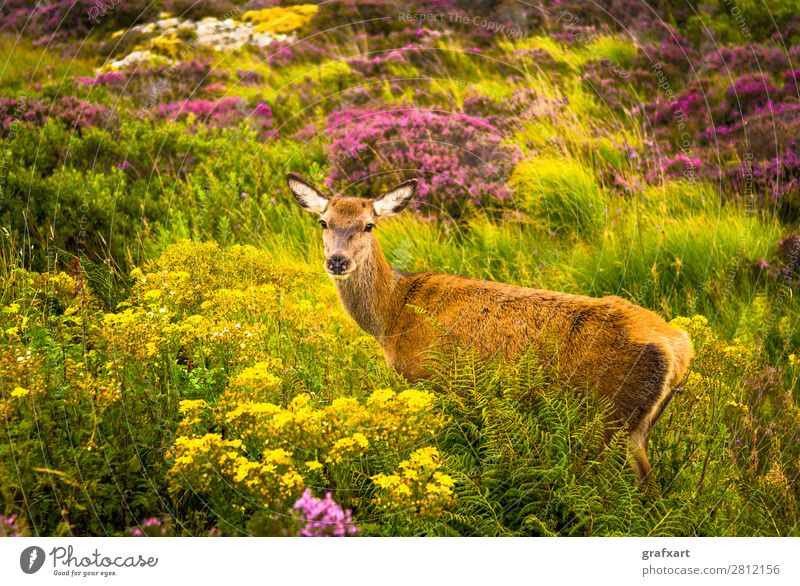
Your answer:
[326,255,351,275]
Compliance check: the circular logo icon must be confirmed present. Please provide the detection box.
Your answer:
[20,546,46,574]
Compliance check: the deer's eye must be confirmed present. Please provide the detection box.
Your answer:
[319,220,328,229]
[364,223,375,233]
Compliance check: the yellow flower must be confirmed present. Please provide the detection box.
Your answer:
[367,388,396,405]
[241,5,319,34]
[371,448,454,518]
[10,386,30,398]
[328,434,370,463]
[263,448,294,465]
[372,474,401,489]
[397,390,436,411]
[233,461,261,483]
[179,399,209,414]
[279,470,304,494]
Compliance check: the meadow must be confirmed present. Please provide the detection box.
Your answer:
[0,0,798,537]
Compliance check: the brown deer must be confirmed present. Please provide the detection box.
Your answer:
[287,173,693,484]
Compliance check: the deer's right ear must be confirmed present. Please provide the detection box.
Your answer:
[286,173,328,214]
[373,179,417,217]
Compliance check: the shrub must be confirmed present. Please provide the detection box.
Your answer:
[0,95,114,131]
[726,74,779,117]
[421,348,658,536]
[169,385,449,533]
[0,1,158,43]
[324,107,520,217]
[154,97,274,136]
[0,241,394,535]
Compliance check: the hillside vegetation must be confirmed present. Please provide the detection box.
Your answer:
[0,1,797,536]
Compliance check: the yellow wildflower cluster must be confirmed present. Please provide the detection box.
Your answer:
[129,266,195,312]
[169,434,304,505]
[102,241,345,368]
[62,358,121,408]
[148,241,279,294]
[170,356,450,511]
[371,447,456,518]
[241,5,319,34]
[207,385,447,459]
[10,386,30,398]
[177,399,210,434]
[220,360,283,409]
[671,315,756,386]
[329,433,370,464]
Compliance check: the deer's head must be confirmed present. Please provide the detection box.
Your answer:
[287,173,417,280]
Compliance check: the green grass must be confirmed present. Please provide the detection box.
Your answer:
[0,35,95,95]
[510,156,606,237]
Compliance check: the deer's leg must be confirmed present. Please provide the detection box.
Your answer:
[629,430,650,481]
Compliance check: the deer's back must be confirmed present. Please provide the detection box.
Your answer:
[382,272,692,429]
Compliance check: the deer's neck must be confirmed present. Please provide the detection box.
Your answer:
[333,239,400,338]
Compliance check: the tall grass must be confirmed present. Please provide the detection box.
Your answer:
[510,156,606,237]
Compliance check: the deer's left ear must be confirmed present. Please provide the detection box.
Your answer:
[373,179,417,217]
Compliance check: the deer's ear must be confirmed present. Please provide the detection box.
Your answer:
[373,179,417,217]
[286,173,328,214]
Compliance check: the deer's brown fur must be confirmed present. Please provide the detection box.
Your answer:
[287,174,694,483]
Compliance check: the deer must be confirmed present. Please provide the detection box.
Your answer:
[286,173,693,485]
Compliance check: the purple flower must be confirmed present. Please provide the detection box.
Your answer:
[324,107,518,216]
[156,97,244,121]
[656,153,703,180]
[292,489,359,537]
[726,74,778,116]
[254,102,272,118]
[0,514,22,537]
[77,72,126,87]
[126,516,173,537]
[154,97,275,138]
[0,95,113,131]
